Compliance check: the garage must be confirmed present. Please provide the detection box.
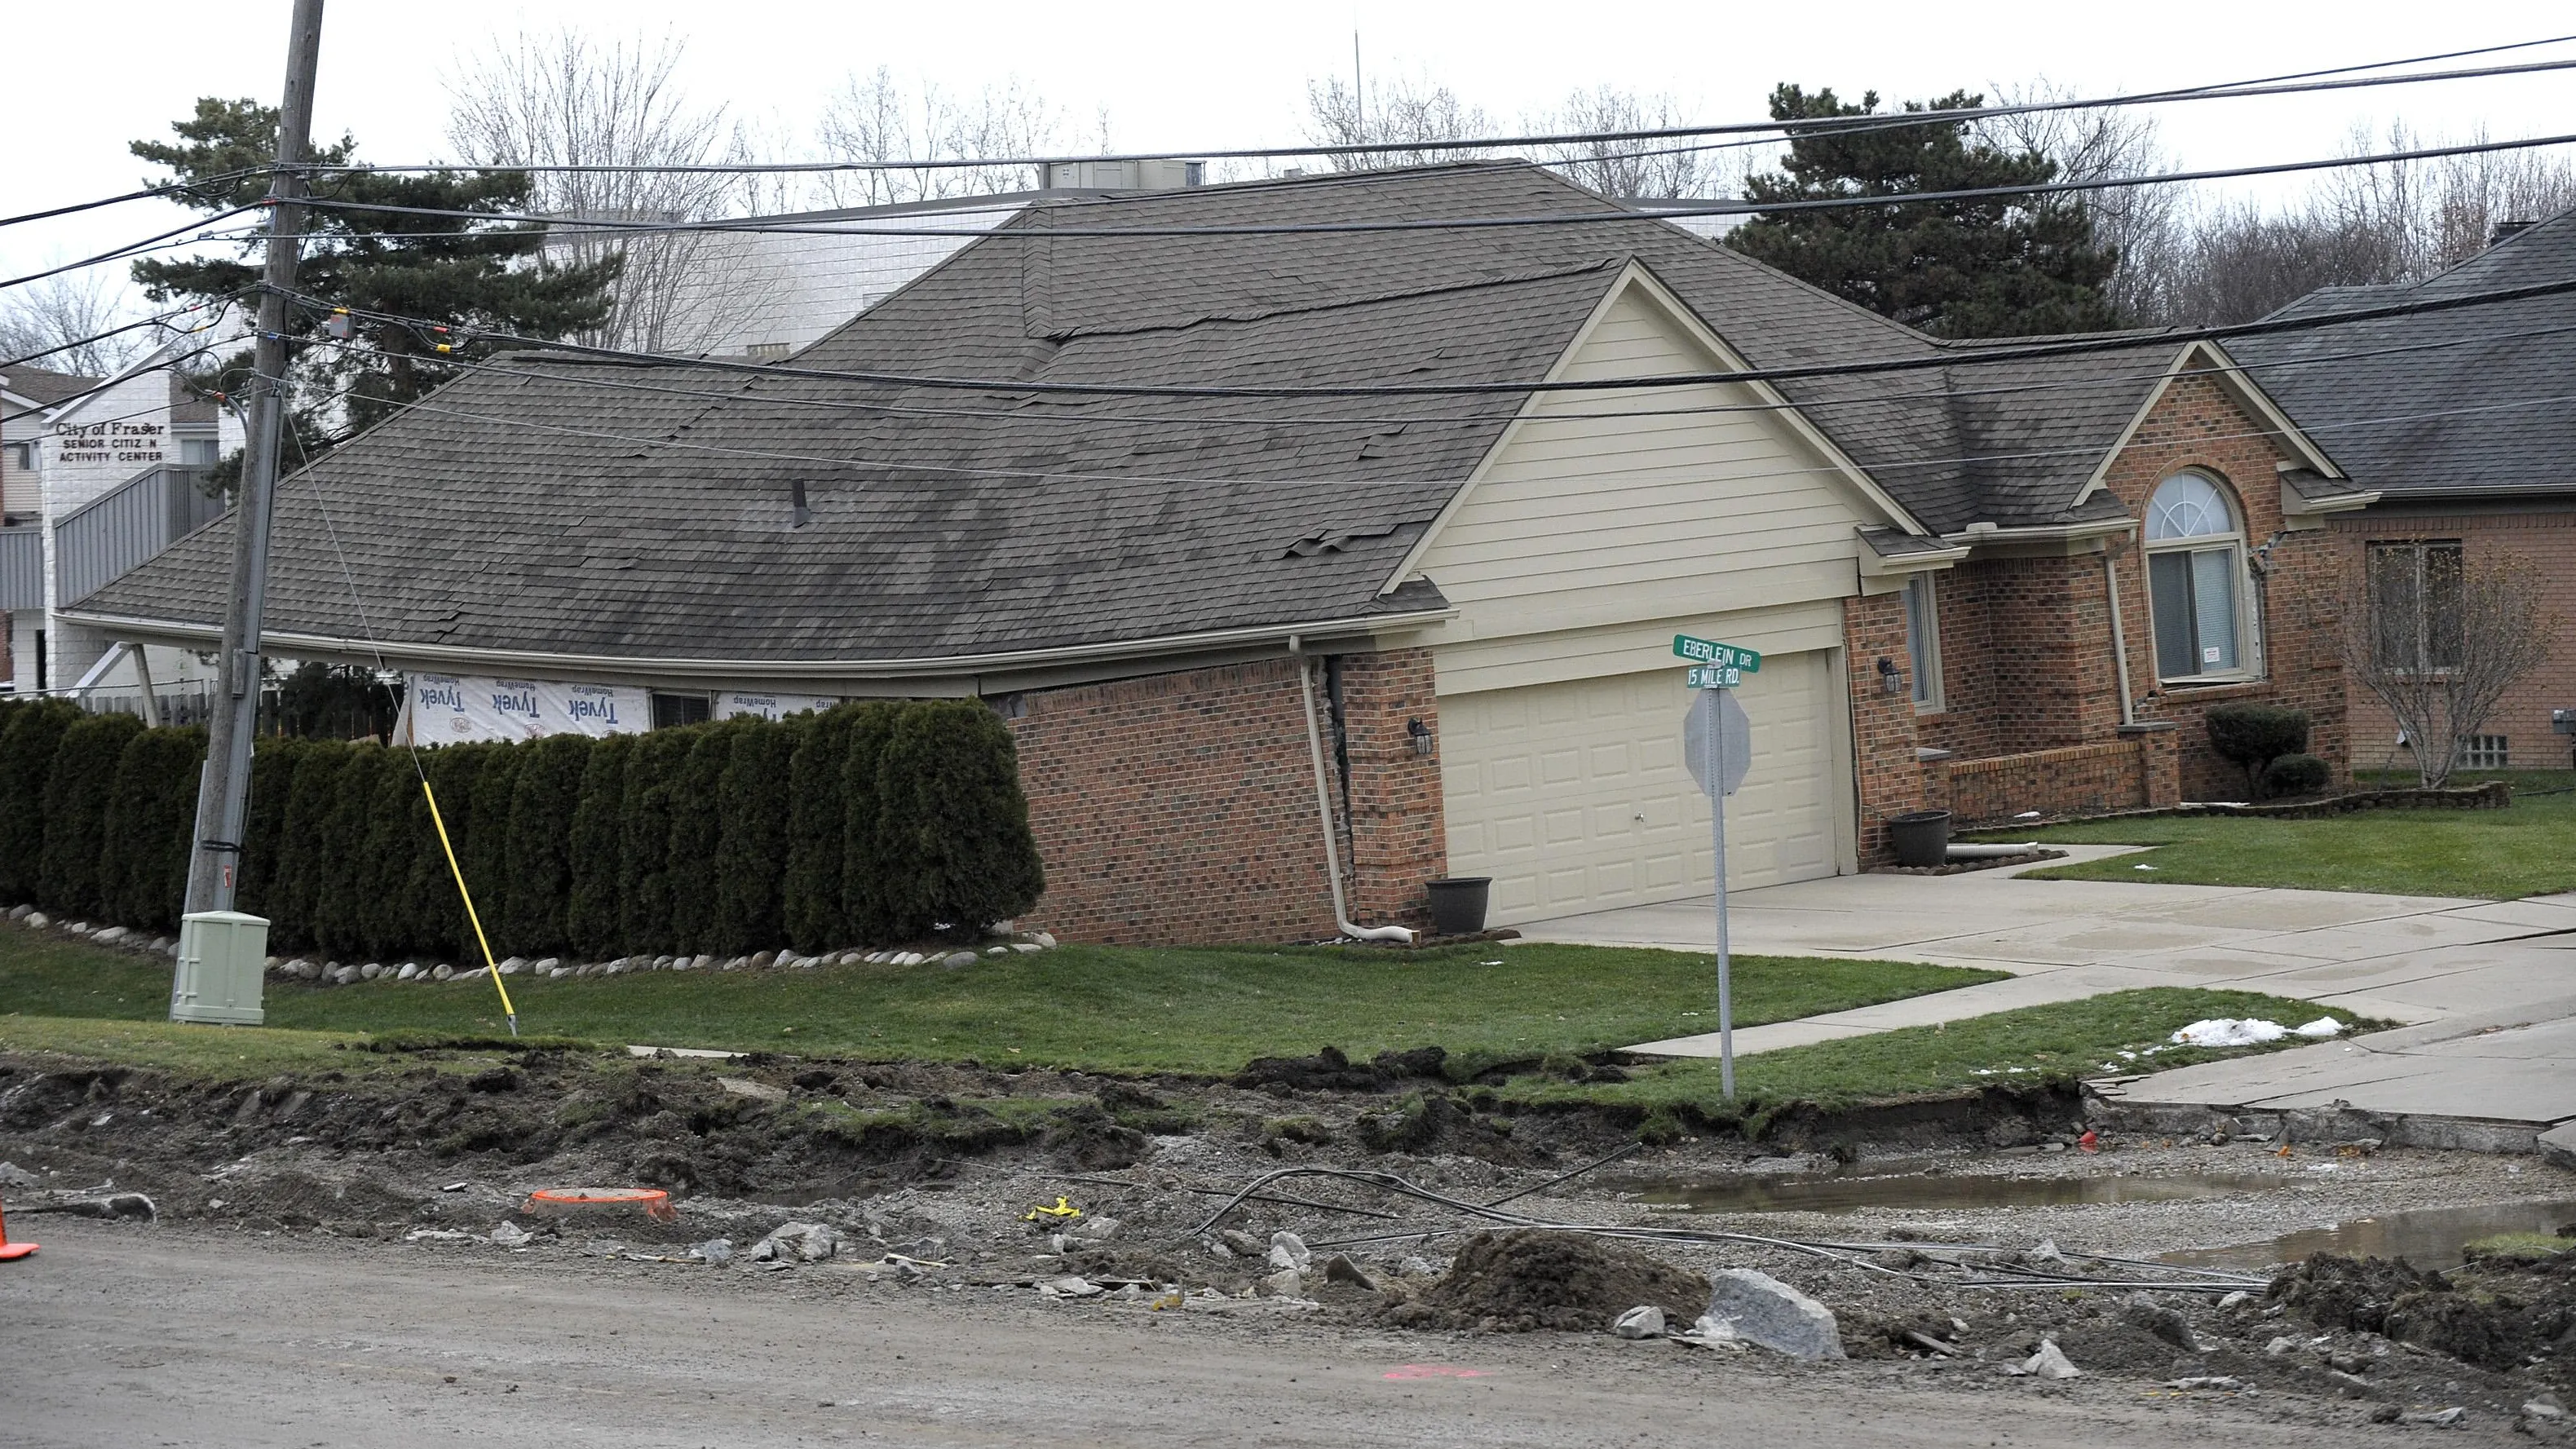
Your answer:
[1439,648,1849,926]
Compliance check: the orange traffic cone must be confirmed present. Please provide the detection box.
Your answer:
[0,1193,36,1261]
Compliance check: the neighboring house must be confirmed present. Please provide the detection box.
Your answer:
[1,340,239,704]
[65,164,2364,943]
[2229,208,2576,775]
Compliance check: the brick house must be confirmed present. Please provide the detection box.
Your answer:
[66,164,2365,944]
[2230,208,2576,777]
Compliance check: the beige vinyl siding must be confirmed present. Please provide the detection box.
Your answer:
[1412,285,1876,637]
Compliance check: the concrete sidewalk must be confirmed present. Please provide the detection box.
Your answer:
[1520,850,2576,1058]
[2091,996,2576,1149]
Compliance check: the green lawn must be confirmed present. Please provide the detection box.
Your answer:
[0,926,2002,1080]
[1986,771,2576,900]
[1505,987,2380,1116]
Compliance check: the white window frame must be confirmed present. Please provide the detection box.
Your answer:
[1902,572,1944,713]
[2143,470,2256,686]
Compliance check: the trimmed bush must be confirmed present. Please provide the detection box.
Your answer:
[98,725,205,932]
[268,743,352,952]
[2262,753,2331,798]
[840,702,905,942]
[501,734,593,957]
[356,756,435,960]
[710,717,799,958]
[667,722,742,954]
[416,744,492,961]
[38,711,145,919]
[0,700,80,900]
[312,745,391,956]
[618,727,697,954]
[2207,704,2310,799]
[875,700,1045,938]
[567,734,634,959]
[783,705,862,952]
[236,736,312,923]
[459,742,524,949]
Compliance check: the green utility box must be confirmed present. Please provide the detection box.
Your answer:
[170,910,269,1026]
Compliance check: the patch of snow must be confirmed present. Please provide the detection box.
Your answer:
[2171,1018,2287,1049]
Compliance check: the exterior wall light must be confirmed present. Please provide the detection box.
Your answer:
[1406,718,1435,758]
[1876,657,1905,694]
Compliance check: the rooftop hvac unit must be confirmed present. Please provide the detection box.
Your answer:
[170,910,268,1025]
[1042,158,1203,192]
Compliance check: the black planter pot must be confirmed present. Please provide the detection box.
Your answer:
[1423,877,1492,937]
[1886,810,1953,869]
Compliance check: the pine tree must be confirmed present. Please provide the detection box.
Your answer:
[1728,85,2121,337]
[129,98,619,461]
[784,705,863,952]
[710,718,800,956]
[839,703,906,942]
[501,733,592,956]
[0,700,80,902]
[876,701,1045,938]
[38,713,145,918]
[567,733,635,959]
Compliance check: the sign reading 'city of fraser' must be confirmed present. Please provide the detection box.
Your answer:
[1672,634,1762,673]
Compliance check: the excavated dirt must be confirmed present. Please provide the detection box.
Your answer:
[1390,1229,1707,1332]
[9,1040,2576,1434]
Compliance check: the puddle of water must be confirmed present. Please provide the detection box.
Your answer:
[2163,1199,2576,1271]
[1637,1168,2283,1216]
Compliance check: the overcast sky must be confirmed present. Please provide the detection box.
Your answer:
[9,1,2576,335]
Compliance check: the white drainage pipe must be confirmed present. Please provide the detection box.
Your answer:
[1946,842,2042,859]
[1292,640,1416,944]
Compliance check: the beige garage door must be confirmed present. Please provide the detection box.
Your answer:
[1441,650,1846,926]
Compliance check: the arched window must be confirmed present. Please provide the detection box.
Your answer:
[2144,472,2247,680]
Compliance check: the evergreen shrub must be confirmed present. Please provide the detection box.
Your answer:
[2261,753,2331,798]
[839,702,905,941]
[875,700,1045,938]
[783,705,861,952]
[617,726,697,954]
[502,734,593,957]
[666,722,741,954]
[566,734,633,958]
[2206,705,2311,798]
[710,718,799,958]
[38,711,145,918]
[0,700,80,900]
[98,725,205,932]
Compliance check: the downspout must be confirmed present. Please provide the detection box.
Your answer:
[2103,547,2136,725]
[1292,635,1415,944]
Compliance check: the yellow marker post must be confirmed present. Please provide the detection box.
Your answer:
[420,779,517,1036]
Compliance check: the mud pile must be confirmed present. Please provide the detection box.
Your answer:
[2275,1249,2576,1372]
[1385,1230,1706,1332]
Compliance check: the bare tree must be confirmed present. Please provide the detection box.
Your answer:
[0,270,148,376]
[1303,73,1493,172]
[1530,86,1734,200]
[445,27,779,354]
[1980,82,2181,325]
[812,68,1068,205]
[2344,542,2556,787]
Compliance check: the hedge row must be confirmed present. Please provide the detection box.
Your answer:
[0,697,1045,960]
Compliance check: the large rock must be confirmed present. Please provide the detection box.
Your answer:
[1700,1269,1845,1361]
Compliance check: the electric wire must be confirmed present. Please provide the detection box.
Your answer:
[276,259,2576,399]
[289,38,2576,178]
[0,209,258,292]
[275,126,2576,242]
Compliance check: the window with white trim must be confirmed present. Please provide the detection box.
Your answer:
[2144,471,2250,682]
[1902,572,1943,711]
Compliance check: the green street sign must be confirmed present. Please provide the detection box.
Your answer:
[1672,634,1762,671]
[1686,665,1740,690]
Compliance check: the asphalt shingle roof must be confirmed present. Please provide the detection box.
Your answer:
[2229,207,2576,497]
[77,163,2210,666]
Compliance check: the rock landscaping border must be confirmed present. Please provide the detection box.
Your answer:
[1964,781,2512,836]
[1869,849,2067,877]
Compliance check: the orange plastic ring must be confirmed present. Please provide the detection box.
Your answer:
[524,1187,677,1222]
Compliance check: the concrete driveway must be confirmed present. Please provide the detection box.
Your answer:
[1521,847,2576,1058]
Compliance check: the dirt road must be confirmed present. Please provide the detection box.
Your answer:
[3,1220,2427,1448]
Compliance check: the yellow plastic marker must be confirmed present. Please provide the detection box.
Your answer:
[1021,1196,1083,1221]
[420,779,518,1036]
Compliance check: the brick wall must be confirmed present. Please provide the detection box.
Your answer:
[1005,648,1443,945]
[2092,372,2349,800]
[1931,740,2148,826]
[1843,590,1929,860]
[2328,509,2576,777]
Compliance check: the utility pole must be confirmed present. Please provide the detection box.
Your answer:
[182,0,325,917]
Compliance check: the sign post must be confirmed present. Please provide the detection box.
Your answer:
[1677,635,1757,1098]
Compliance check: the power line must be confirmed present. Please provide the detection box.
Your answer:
[281,263,2576,401]
[283,40,2576,178]
[307,307,2576,435]
[0,210,258,292]
[1,297,245,373]
[276,128,2576,242]
[0,172,275,232]
[239,347,2576,505]
[0,322,245,428]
